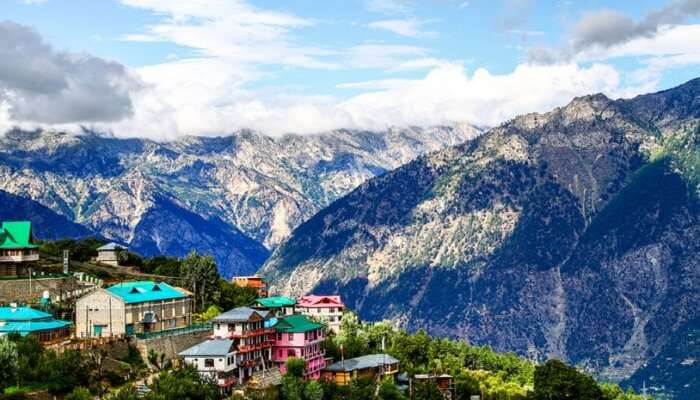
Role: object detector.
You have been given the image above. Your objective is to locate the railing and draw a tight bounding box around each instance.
[0,253,39,262]
[237,341,271,352]
[228,327,266,338]
[135,322,212,340]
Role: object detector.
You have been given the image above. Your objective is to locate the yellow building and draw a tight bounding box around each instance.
[322,354,399,386]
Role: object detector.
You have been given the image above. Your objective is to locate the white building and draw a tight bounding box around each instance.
[296,295,345,333]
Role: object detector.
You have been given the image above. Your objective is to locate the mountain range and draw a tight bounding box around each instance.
[0,124,480,276]
[260,78,700,397]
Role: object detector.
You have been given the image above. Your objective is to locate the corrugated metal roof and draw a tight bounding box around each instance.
[0,319,71,335]
[106,281,187,304]
[324,354,399,372]
[212,307,263,323]
[0,307,52,322]
[179,339,235,357]
[273,315,322,333]
[0,221,38,249]
[255,296,296,308]
[96,242,127,251]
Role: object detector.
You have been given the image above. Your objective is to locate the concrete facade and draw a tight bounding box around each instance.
[75,288,192,338]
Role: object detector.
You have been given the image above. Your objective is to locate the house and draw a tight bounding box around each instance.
[322,354,399,386]
[296,295,345,333]
[253,296,296,317]
[75,281,192,338]
[0,306,70,343]
[180,307,273,392]
[271,314,326,379]
[0,221,39,277]
[96,242,128,267]
[232,275,268,297]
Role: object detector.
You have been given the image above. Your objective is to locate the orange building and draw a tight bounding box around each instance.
[232,275,269,297]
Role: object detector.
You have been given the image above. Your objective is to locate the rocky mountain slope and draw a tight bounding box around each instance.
[0,125,479,276]
[260,78,700,391]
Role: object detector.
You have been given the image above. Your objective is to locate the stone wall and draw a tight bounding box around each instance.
[0,276,75,303]
[135,329,210,363]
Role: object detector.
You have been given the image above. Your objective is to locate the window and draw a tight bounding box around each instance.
[277,333,282,340]
[287,350,295,357]
[205,359,215,367]
[288,333,294,341]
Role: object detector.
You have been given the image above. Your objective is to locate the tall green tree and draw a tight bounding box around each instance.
[145,366,218,400]
[303,380,324,400]
[0,337,18,390]
[378,378,406,400]
[64,387,92,400]
[182,251,221,311]
[532,360,603,400]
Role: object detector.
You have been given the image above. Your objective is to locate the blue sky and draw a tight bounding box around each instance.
[0,0,699,138]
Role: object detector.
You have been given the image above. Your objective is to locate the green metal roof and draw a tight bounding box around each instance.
[0,319,71,335]
[0,221,38,249]
[0,307,52,322]
[106,281,188,304]
[273,314,322,333]
[255,296,296,308]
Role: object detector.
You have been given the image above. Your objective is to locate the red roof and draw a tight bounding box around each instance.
[297,295,345,308]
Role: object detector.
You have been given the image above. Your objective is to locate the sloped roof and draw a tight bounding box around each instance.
[324,354,399,372]
[0,319,71,335]
[255,296,296,308]
[273,314,322,333]
[106,281,187,304]
[0,307,52,322]
[179,339,235,357]
[0,221,38,249]
[97,242,127,251]
[297,295,344,308]
[212,307,265,323]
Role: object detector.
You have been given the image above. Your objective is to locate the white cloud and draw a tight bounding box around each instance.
[368,19,438,38]
[365,0,414,15]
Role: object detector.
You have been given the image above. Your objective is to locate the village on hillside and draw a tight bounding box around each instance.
[0,220,460,400]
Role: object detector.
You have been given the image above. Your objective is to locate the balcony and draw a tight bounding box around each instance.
[237,342,271,352]
[227,328,267,339]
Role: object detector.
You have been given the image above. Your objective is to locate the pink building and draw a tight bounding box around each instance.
[271,314,326,379]
[296,295,345,333]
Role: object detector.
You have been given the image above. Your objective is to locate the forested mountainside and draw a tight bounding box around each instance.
[260,78,700,395]
[0,125,479,276]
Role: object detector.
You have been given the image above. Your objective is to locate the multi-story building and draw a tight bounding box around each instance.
[0,221,39,277]
[179,307,273,392]
[253,296,296,317]
[75,281,192,337]
[271,314,326,379]
[231,275,268,297]
[0,306,70,343]
[296,295,345,333]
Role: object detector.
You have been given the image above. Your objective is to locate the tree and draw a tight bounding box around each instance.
[281,376,303,400]
[0,337,18,390]
[216,280,258,311]
[198,305,223,322]
[285,357,307,379]
[65,387,92,400]
[104,385,139,400]
[455,373,481,400]
[532,360,603,400]
[378,378,405,400]
[145,366,218,400]
[348,377,376,400]
[182,251,221,311]
[303,380,324,400]
[411,380,443,400]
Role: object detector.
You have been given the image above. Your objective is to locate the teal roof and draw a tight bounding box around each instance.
[0,221,38,249]
[274,315,322,333]
[255,296,296,308]
[0,307,52,322]
[0,319,71,335]
[106,281,188,304]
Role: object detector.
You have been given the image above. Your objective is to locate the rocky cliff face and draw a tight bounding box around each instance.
[260,78,700,391]
[0,125,479,276]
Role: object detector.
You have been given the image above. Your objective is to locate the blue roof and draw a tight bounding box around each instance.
[106,281,188,304]
[0,319,71,335]
[0,307,52,322]
[179,339,235,357]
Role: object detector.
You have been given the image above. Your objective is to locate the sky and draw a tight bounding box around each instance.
[0,0,699,139]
